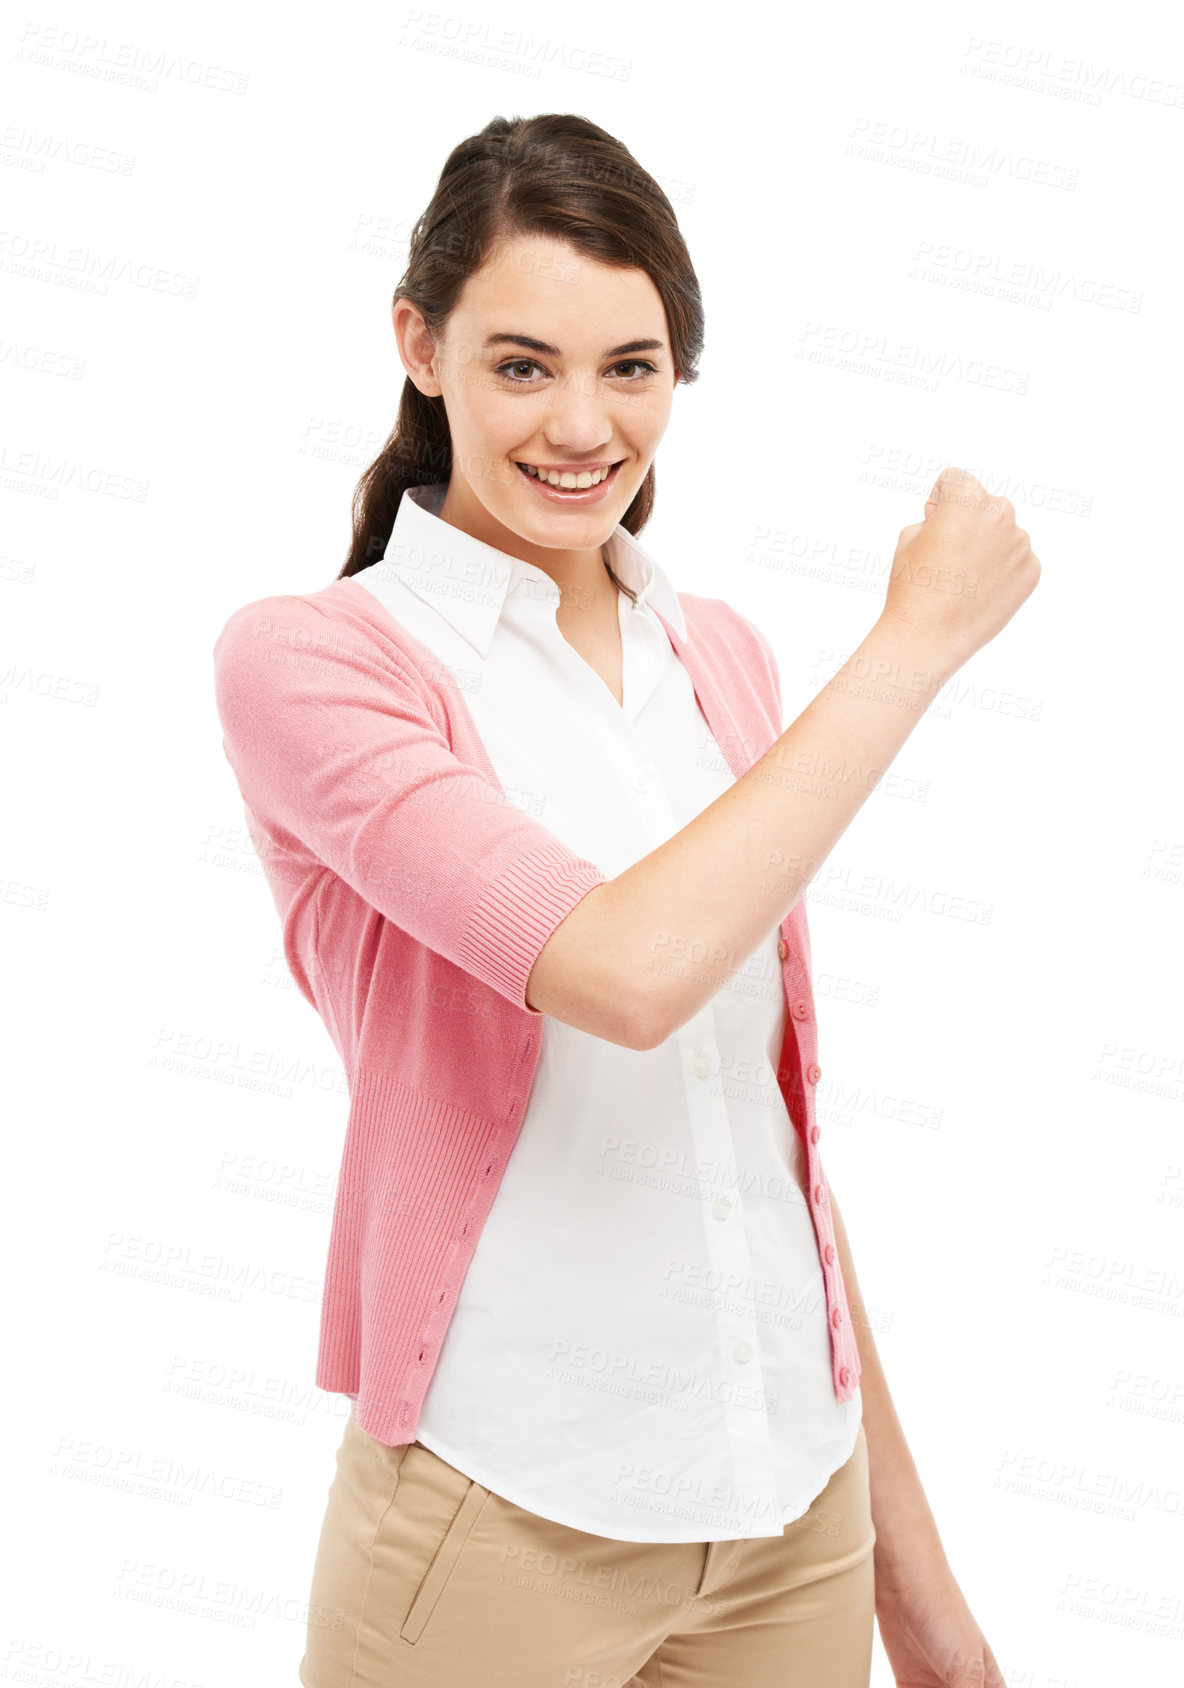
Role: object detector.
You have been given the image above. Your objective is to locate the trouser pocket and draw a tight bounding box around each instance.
[399,1458,493,1643]
[353,1438,491,1651]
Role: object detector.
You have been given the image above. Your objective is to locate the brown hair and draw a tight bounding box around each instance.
[337,113,704,595]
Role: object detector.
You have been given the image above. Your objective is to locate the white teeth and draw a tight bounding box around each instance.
[519,462,614,488]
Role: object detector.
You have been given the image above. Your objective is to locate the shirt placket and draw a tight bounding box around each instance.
[644,598,861,1406]
[604,605,784,1534]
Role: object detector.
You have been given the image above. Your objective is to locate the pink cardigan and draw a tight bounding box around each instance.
[212,574,862,1448]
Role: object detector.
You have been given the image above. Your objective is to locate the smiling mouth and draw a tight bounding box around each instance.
[515,460,624,489]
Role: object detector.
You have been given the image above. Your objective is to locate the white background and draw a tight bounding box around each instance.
[3,1,1182,1684]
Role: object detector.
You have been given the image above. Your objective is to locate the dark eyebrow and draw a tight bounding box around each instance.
[483,333,666,359]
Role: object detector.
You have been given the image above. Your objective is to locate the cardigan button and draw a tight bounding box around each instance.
[777,939,788,961]
[831,1306,843,1329]
[824,1242,836,1265]
[813,1182,826,1207]
[791,997,809,1020]
[810,1124,820,1144]
[806,1062,822,1085]
[839,1364,852,1388]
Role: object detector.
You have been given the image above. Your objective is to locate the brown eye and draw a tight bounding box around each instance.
[497,359,544,382]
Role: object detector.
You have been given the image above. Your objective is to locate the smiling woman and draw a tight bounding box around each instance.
[212,109,1031,1688]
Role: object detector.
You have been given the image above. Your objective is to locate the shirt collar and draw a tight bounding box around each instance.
[370,480,687,658]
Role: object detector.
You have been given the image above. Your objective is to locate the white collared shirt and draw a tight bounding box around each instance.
[349,481,860,1542]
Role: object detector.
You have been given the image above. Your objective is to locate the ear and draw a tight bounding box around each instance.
[393,298,442,397]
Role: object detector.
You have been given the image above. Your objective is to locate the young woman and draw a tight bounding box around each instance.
[213,113,1038,1687]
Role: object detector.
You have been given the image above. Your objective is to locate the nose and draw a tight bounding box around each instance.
[540,371,615,456]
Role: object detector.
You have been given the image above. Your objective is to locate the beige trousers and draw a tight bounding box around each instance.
[300,1413,876,1687]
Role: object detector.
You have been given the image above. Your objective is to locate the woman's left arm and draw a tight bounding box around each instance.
[830,1186,1005,1688]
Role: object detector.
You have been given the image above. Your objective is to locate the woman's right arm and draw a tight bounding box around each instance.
[526,466,1042,1048]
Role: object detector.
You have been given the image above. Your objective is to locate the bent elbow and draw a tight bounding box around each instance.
[566,979,666,1051]
[525,897,673,1050]
[526,967,668,1052]
[613,976,672,1052]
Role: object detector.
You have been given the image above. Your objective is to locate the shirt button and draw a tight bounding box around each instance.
[791,997,810,1020]
[777,939,788,961]
[810,1124,820,1144]
[732,1341,753,1364]
[806,1062,822,1085]
[824,1242,836,1265]
[692,1051,712,1080]
[839,1365,852,1388]
[712,1194,733,1221]
[632,771,653,793]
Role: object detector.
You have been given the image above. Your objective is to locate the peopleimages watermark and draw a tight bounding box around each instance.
[959,35,1184,110]
[397,10,631,80]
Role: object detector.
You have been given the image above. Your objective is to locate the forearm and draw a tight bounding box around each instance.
[529,614,958,1046]
[829,1185,949,1586]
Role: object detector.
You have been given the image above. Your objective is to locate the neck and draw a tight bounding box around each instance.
[437,477,618,617]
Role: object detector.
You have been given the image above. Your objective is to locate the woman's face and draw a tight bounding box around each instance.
[398,233,679,556]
